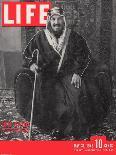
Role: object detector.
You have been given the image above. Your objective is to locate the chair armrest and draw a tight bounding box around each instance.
[14,68,35,120]
[14,68,35,86]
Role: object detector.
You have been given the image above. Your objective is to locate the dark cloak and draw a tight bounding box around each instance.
[20,29,105,137]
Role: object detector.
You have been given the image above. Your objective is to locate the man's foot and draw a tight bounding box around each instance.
[51,129,74,140]
[51,129,66,140]
[73,129,90,140]
[74,134,90,140]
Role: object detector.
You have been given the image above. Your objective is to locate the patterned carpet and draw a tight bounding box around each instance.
[0,90,52,141]
[0,89,116,141]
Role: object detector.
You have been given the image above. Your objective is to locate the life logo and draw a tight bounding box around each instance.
[2,2,51,26]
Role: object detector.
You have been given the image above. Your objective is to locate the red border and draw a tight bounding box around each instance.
[0,136,116,155]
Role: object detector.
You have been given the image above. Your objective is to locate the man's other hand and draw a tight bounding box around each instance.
[30,63,38,74]
[71,73,81,88]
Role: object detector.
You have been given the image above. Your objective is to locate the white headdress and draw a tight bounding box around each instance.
[44,7,67,56]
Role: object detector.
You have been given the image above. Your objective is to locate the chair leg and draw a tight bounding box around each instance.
[15,73,33,121]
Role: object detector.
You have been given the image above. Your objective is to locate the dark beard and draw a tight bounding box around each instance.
[53,30,64,38]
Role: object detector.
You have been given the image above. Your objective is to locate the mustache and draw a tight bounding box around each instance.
[53,24,61,27]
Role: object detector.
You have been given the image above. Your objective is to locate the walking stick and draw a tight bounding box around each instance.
[29,49,39,140]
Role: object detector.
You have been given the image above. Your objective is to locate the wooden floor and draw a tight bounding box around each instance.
[0,89,116,140]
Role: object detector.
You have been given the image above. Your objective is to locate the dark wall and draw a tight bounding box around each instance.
[4,52,23,88]
[0,51,6,88]
[0,51,23,89]
[0,27,21,88]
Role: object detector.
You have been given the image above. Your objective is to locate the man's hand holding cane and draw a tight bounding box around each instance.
[30,63,38,75]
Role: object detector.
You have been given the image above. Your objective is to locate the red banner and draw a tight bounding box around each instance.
[0,136,116,155]
[2,2,51,27]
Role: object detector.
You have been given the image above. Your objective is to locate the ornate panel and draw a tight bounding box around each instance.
[55,0,100,60]
[99,0,112,65]
[111,0,116,79]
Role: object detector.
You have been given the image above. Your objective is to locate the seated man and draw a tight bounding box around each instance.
[15,7,112,140]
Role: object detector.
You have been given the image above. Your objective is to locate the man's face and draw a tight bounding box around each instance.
[50,14,65,33]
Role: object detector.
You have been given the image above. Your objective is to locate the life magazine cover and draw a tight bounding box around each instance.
[0,0,116,154]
